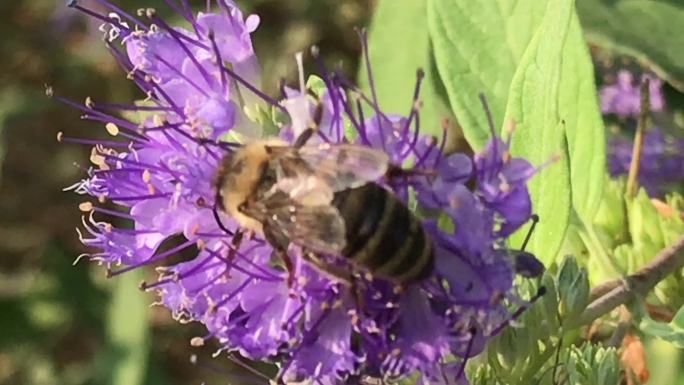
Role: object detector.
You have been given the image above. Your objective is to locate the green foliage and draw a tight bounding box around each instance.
[101,270,150,385]
[557,14,606,225]
[360,0,452,139]
[429,0,606,263]
[577,0,684,91]
[502,0,574,263]
[586,179,684,307]
[427,0,546,149]
[641,306,684,349]
[593,176,629,247]
[564,343,621,385]
[479,258,614,385]
[557,256,590,320]
[646,338,684,385]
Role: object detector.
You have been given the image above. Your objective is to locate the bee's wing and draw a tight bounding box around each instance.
[274,143,389,203]
[298,143,390,191]
[242,194,346,255]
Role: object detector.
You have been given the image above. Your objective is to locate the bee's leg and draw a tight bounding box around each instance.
[262,225,296,287]
[226,230,244,262]
[385,164,436,182]
[350,273,366,312]
[293,103,323,148]
[273,247,295,288]
[293,127,315,148]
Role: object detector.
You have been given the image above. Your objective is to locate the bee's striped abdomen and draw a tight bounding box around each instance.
[332,183,434,283]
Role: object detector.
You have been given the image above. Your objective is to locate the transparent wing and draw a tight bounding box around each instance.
[273,143,389,204]
[242,194,346,255]
[297,143,390,191]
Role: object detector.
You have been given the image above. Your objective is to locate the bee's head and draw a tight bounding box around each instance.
[213,139,286,212]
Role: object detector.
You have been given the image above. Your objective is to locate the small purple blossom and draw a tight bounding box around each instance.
[58,2,543,384]
[599,70,665,117]
[608,128,684,196]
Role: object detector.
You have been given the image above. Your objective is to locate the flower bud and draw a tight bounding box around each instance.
[593,177,628,245]
[557,256,590,319]
[627,189,665,260]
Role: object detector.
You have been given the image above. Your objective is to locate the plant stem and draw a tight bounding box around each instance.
[567,233,684,329]
[625,79,650,198]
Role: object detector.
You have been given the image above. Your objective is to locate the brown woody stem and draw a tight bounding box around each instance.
[567,233,684,329]
[625,79,650,198]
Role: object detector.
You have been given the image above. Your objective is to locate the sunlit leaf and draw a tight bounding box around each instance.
[578,0,684,91]
[558,14,606,223]
[503,0,574,263]
[640,306,684,348]
[427,0,546,150]
[106,270,150,385]
[428,0,605,226]
[360,0,453,140]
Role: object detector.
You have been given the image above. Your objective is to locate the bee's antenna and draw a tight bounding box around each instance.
[213,205,234,235]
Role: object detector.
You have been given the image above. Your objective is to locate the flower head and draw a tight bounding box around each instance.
[59,2,543,384]
[599,70,665,118]
[608,128,684,196]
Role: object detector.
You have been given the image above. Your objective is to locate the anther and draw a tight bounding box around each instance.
[196,239,206,250]
[190,337,205,347]
[85,97,94,108]
[56,131,64,142]
[66,0,78,8]
[105,122,120,136]
[78,201,94,212]
[505,119,517,134]
[45,86,54,97]
[416,68,425,79]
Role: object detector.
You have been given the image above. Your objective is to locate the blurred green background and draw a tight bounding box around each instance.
[1,1,683,385]
[0,1,368,384]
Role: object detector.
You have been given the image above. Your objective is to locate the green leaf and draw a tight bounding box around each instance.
[577,0,684,91]
[641,306,684,348]
[428,0,605,225]
[558,14,606,223]
[360,0,452,140]
[503,0,574,263]
[106,270,150,385]
[428,0,547,150]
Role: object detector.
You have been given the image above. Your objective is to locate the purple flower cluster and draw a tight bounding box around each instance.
[59,1,541,384]
[599,69,684,196]
[608,129,684,196]
[599,70,665,118]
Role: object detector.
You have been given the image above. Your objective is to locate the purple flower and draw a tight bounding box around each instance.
[58,2,542,384]
[608,128,684,196]
[599,70,665,117]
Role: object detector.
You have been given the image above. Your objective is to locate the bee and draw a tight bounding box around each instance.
[213,127,434,286]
